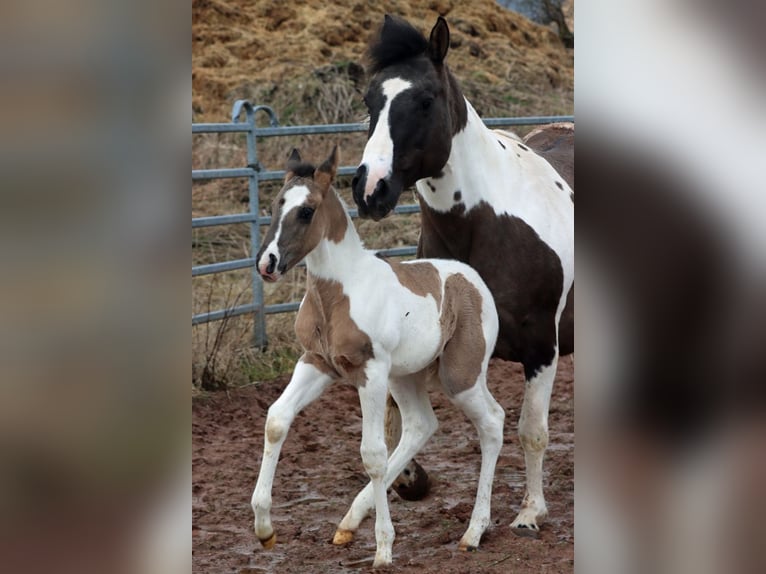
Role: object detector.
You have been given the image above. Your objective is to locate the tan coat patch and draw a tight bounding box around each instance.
[437,273,487,397]
[385,260,442,306]
[295,275,374,387]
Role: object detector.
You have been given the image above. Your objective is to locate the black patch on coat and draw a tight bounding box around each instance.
[498,140,506,149]
[518,143,529,151]
[426,181,436,192]
[416,197,570,376]
[555,181,564,190]
[453,190,461,202]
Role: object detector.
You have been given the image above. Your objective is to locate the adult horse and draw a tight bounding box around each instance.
[351,15,574,536]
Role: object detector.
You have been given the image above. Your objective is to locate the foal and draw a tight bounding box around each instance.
[251,146,504,568]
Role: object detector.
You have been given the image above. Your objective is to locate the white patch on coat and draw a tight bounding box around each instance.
[360,78,413,198]
[415,99,574,299]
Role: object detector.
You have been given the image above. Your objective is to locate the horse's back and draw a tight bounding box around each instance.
[524,123,574,190]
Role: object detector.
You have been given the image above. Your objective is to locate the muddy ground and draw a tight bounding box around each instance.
[193,355,573,573]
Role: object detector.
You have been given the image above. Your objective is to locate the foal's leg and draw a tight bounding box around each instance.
[511,348,559,536]
[355,359,396,568]
[334,372,437,546]
[251,357,333,548]
[447,373,505,550]
[384,395,431,500]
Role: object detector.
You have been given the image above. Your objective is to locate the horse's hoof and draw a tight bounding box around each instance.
[332,528,354,545]
[259,532,277,549]
[511,523,540,539]
[458,542,478,552]
[392,460,430,501]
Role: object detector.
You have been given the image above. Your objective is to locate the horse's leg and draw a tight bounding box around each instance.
[511,347,559,536]
[251,357,333,548]
[355,358,396,568]
[376,231,447,503]
[334,372,437,546]
[384,392,431,500]
[450,377,505,550]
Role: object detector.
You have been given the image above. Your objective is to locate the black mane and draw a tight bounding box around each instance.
[288,162,316,179]
[367,15,428,74]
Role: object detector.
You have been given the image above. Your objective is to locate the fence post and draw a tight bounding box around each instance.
[231,100,279,349]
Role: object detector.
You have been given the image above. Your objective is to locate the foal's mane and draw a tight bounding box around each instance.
[367,15,428,74]
[287,162,316,179]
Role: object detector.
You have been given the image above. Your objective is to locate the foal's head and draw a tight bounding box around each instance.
[256,146,343,282]
[352,15,466,220]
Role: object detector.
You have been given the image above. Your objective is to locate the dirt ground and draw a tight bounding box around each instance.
[193,355,573,573]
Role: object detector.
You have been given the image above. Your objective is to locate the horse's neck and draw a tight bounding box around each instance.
[448,101,511,186]
[419,100,522,213]
[304,193,370,284]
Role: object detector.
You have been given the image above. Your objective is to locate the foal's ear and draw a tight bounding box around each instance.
[285,148,302,182]
[314,145,339,194]
[428,16,450,64]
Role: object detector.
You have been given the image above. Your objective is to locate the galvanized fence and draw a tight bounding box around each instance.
[192,100,573,347]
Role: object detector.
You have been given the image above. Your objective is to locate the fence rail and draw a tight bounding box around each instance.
[192,100,573,346]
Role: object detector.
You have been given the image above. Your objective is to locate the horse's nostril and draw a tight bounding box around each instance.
[266,253,277,274]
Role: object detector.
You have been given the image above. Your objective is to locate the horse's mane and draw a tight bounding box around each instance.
[288,162,316,179]
[367,15,428,74]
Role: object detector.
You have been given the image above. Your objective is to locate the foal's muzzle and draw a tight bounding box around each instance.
[352,165,402,221]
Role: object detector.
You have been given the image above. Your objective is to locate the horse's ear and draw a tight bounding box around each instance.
[285,148,302,182]
[315,145,339,193]
[428,16,450,64]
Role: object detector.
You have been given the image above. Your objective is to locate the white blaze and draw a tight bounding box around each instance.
[361,78,413,198]
[257,185,310,272]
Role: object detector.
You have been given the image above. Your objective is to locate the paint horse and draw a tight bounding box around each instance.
[351,15,574,536]
[251,146,505,568]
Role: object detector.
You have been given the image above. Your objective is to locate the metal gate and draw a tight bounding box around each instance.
[192,99,573,347]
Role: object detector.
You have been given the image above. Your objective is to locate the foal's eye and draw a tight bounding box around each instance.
[420,97,434,112]
[297,206,315,222]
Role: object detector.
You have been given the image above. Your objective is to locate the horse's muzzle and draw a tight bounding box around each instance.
[352,165,401,221]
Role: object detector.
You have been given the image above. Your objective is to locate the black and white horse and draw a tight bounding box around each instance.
[351,15,574,536]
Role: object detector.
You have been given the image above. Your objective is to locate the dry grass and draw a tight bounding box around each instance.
[192,0,574,388]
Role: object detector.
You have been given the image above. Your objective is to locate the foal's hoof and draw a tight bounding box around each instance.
[332,529,354,545]
[458,542,479,552]
[392,460,430,501]
[511,523,540,539]
[259,532,277,549]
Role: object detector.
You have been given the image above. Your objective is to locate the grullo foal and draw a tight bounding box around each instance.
[250,146,504,568]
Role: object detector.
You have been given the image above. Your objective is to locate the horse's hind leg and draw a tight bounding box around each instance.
[333,372,437,545]
[445,368,505,551]
[384,393,431,500]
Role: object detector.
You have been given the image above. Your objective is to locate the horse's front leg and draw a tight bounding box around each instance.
[252,356,333,548]
[356,359,394,568]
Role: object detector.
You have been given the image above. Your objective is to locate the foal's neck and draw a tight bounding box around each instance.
[304,189,368,283]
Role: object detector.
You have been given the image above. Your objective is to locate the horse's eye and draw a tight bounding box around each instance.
[421,97,433,112]
[297,206,315,222]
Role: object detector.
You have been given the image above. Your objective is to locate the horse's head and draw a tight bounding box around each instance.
[256,146,342,282]
[352,15,466,220]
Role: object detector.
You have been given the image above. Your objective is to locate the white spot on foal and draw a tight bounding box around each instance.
[257,185,310,275]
